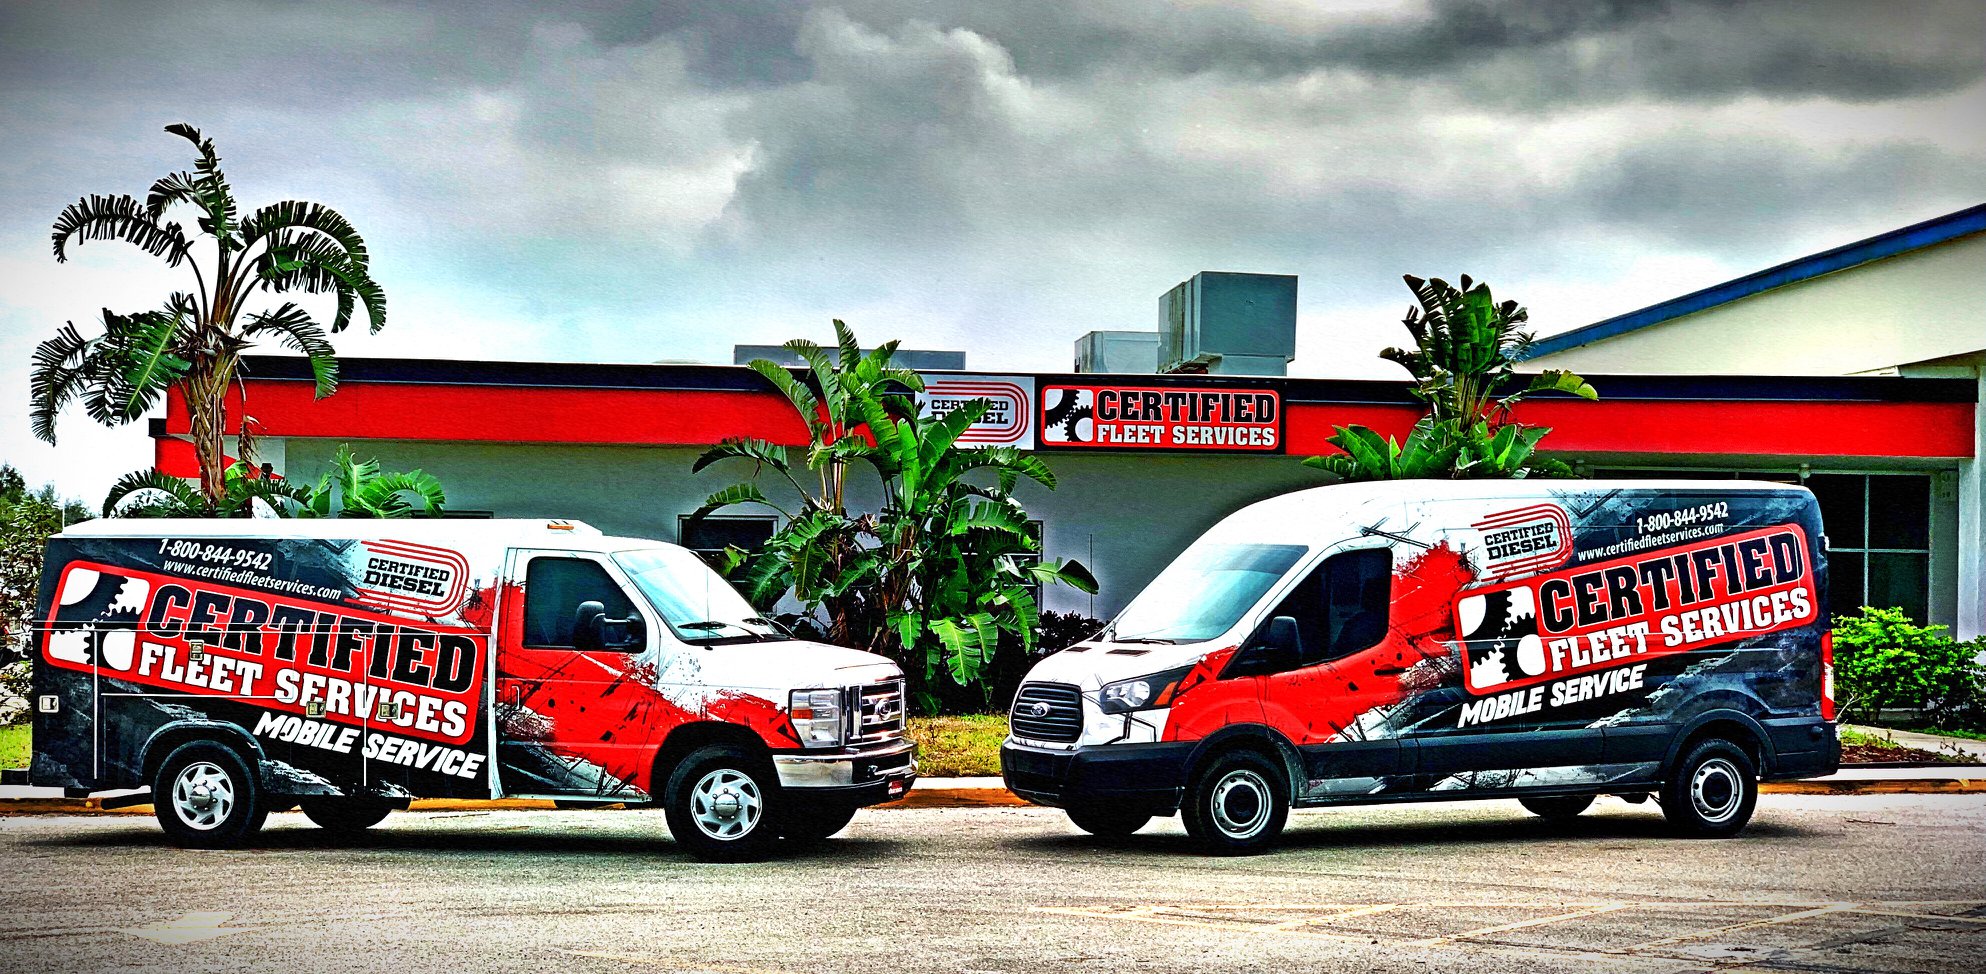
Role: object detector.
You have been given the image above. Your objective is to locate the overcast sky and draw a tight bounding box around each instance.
[3,0,1983,499]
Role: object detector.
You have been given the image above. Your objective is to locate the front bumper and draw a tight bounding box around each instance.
[1001,739,1195,813]
[773,738,918,806]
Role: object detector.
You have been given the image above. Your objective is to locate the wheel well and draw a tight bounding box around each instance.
[650,722,772,797]
[139,724,261,788]
[1187,731,1301,797]
[1675,719,1765,775]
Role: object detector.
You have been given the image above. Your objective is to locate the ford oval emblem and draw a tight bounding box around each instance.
[1028,701,1051,718]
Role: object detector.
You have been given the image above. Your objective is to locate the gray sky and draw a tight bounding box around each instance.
[3,0,1984,499]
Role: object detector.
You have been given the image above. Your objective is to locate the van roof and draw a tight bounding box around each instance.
[1215,478,1812,546]
[56,517,659,553]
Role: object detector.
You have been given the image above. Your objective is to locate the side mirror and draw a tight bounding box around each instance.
[573,602,645,652]
[574,600,608,652]
[1227,616,1303,676]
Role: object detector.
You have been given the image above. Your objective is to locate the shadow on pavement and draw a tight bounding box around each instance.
[1012,806,1818,857]
[18,814,915,864]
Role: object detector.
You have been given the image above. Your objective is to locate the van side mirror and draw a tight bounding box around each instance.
[1228,616,1303,676]
[574,600,644,652]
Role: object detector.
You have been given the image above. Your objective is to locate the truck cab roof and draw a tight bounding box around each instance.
[56,517,667,555]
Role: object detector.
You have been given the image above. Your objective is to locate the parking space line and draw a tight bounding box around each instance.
[1625,904,1849,951]
[1426,903,1633,946]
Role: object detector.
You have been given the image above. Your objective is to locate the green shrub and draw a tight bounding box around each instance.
[1832,607,1985,728]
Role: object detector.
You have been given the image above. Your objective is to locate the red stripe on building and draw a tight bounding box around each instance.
[162,377,1974,459]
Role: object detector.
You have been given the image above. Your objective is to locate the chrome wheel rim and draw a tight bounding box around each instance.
[1209,769,1273,839]
[172,761,236,831]
[1691,757,1744,823]
[689,768,763,840]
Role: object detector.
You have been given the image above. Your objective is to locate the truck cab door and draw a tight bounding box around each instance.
[1255,545,1407,798]
[493,549,665,800]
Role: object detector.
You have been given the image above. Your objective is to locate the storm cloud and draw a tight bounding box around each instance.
[1,0,1983,495]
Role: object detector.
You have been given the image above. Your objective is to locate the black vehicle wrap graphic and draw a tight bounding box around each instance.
[31,537,493,799]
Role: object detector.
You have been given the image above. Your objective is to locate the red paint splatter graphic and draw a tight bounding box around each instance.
[1161,543,1480,746]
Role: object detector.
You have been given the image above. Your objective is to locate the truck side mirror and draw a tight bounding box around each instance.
[1227,616,1303,676]
[574,600,608,651]
[575,600,645,652]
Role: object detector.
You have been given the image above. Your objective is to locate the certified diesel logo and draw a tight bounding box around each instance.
[1472,503,1572,579]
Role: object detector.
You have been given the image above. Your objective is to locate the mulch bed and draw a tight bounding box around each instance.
[1841,741,1963,764]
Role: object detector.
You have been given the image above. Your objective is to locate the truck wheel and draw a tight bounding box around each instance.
[663,745,783,862]
[1519,795,1595,820]
[1661,739,1758,838]
[781,803,859,844]
[300,797,394,832]
[153,741,267,849]
[1065,803,1153,837]
[1181,749,1288,855]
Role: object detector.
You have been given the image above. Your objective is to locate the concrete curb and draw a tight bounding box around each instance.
[3,779,1980,815]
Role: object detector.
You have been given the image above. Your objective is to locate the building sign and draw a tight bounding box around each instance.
[1038,384,1283,452]
[916,375,1034,446]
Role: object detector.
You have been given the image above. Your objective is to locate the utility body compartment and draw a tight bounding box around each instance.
[1004,480,1839,850]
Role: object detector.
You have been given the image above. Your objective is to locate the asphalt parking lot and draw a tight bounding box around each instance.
[2,794,1981,974]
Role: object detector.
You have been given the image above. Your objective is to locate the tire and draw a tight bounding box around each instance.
[1180,749,1289,855]
[152,741,267,849]
[1661,738,1759,838]
[1519,795,1595,820]
[781,803,859,844]
[300,797,395,832]
[1065,803,1153,837]
[663,744,783,862]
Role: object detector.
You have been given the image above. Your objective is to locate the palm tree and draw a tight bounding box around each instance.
[30,123,386,508]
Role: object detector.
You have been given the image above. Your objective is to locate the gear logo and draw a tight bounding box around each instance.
[46,566,148,672]
[1041,388,1095,444]
[1456,586,1546,692]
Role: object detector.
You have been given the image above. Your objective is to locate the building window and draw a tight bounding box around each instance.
[1805,474,1930,623]
[678,515,776,566]
[1592,467,1931,622]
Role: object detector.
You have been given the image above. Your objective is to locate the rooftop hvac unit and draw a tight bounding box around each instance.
[1074,331,1162,373]
[1157,271,1297,376]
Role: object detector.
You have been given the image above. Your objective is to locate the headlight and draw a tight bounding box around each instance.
[788,689,844,747]
[1098,666,1196,714]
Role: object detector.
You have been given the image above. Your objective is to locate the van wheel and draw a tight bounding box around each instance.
[1662,739,1758,838]
[663,745,782,862]
[1519,795,1595,820]
[1066,803,1153,837]
[153,741,267,849]
[781,803,859,844]
[1181,750,1288,855]
[300,797,394,832]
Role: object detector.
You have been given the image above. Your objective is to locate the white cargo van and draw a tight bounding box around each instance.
[1003,480,1838,853]
[28,519,915,860]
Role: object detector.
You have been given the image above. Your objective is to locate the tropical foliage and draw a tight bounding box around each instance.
[693,321,1096,704]
[1305,275,1597,481]
[103,447,443,520]
[1832,606,1986,728]
[30,123,386,509]
[1,466,90,665]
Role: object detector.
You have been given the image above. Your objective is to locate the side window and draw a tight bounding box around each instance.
[523,558,636,650]
[1262,548,1391,665]
[1321,548,1390,660]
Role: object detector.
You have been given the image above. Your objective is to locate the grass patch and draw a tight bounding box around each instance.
[0,723,28,770]
[906,714,1007,777]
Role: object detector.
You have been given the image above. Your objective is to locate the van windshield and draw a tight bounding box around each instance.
[612,547,788,644]
[1105,542,1307,644]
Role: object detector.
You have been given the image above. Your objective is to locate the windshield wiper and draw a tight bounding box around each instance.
[678,621,734,631]
[1111,636,1180,644]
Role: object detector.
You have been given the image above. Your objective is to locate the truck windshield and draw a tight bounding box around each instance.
[612,547,789,644]
[1105,542,1307,644]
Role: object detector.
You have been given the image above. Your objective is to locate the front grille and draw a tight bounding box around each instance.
[1010,683,1084,743]
[850,680,907,744]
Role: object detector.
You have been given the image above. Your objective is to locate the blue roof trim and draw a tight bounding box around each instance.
[1521,202,1986,360]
